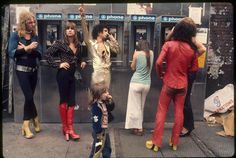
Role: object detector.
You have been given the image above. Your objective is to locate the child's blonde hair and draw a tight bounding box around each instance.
[89,81,108,105]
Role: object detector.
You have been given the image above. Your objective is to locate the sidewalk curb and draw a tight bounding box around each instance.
[113,128,123,158]
[110,128,117,158]
[191,132,216,157]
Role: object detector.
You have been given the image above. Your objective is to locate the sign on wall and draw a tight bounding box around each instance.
[189,6,202,25]
[99,14,125,21]
[131,15,156,22]
[160,16,183,23]
[127,3,153,15]
[196,28,208,44]
[68,13,93,20]
[36,13,63,20]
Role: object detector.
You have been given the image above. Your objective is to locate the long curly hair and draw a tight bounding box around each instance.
[172,17,198,51]
[63,21,80,47]
[16,10,37,37]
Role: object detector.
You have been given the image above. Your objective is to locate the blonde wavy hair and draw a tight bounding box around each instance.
[16,10,37,37]
[89,81,108,106]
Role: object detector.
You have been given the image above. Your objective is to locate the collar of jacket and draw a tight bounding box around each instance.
[90,40,110,53]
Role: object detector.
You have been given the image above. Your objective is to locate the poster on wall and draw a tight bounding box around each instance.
[189,6,202,25]
[46,25,58,47]
[127,3,153,14]
[196,28,208,44]
[196,28,208,68]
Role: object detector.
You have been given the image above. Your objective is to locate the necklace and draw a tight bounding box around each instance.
[25,30,32,34]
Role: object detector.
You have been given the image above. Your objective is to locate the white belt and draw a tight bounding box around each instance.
[16,65,38,72]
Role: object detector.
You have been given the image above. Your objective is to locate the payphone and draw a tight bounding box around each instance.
[35,13,64,122]
[155,15,184,55]
[99,14,125,66]
[67,13,94,59]
[36,13,63,53]
[130,15,156,62]
[134,25,147,48]
[66,13,94,122]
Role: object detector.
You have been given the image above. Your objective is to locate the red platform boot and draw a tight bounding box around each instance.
[59,103,69,141]
[67,106,80,140]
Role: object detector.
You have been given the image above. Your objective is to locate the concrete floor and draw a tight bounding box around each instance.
[2,121,234,158]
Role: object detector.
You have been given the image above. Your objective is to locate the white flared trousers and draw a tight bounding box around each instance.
[125,82,150,129]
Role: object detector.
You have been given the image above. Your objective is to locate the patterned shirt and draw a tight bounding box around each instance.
[97,101,108,129]
[81,15,119,71]
[44,40,85,68]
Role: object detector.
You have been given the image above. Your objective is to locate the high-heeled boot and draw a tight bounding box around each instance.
[22,120,34,139]
[32,116,41,133]
[59,103,69,141]
[67,106,80,140]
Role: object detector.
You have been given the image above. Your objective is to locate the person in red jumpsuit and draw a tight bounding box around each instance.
[146,17,199,151]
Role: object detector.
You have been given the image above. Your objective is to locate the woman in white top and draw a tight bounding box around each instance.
[125,40,154,135]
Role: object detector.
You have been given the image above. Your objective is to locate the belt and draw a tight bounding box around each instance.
[16,65,38,72]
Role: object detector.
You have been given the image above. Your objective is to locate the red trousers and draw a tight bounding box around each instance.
[152,84,187,147]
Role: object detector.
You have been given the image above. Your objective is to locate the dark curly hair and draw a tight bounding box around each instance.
[172,17,198,51]
[92,23,109,39]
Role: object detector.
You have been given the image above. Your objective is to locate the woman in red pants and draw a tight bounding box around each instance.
[146,17,199,151]
[45,22,86,141]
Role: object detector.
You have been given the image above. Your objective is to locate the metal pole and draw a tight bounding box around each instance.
[1,5,9,87]
[203,3,205,16]
[110,3,112,13]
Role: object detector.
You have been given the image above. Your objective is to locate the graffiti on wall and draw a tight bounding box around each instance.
[207,47,224,79]
[207,5,233,80]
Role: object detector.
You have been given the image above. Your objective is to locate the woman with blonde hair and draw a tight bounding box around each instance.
[8,10,42,139]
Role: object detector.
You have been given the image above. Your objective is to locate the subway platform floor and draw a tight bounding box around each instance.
[2,120,234,158]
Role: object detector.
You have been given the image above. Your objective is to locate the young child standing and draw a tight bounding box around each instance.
[89,82,115,158]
